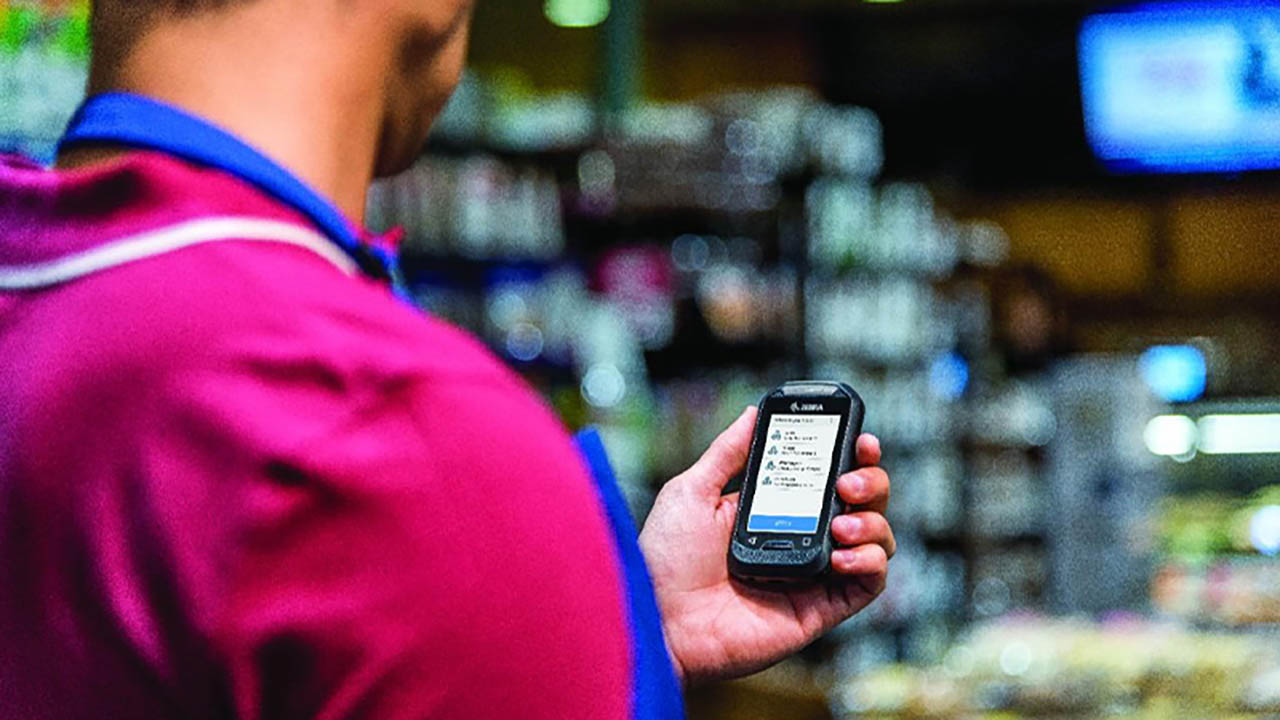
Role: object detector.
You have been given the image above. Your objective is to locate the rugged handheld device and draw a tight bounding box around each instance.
[728,381,865,585]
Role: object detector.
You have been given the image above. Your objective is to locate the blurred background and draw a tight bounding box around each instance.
[5,0,1280,717]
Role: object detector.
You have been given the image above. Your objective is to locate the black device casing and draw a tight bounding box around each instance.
[728,381,865,585]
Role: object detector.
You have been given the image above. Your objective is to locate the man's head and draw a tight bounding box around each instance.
[88,0,475,177]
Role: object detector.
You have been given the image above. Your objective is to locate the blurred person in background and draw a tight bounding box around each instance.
[0,1,895,718]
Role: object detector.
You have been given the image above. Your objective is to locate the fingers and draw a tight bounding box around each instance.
[831,512,896,558]
[831,543,888,580]
[835,466,890,514]
[684,406,758,497]
[855,433,882,467]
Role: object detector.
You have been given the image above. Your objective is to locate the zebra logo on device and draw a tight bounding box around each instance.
[790,402,824,412]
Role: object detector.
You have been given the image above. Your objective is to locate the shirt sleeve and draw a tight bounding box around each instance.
[193,370,637,720]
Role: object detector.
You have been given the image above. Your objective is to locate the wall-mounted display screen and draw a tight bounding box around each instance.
[1081,2,1280,174]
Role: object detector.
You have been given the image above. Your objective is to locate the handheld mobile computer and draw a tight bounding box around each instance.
[728,381,865,585]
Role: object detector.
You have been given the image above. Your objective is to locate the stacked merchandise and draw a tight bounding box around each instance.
[365,156,566,262]
[958,264,1064,623]
[1044,357,1163,615]
[1142,406,1280,631]
[598,89,858,483]
[830,458,1280,717]
[950,375,1057,630]
[805,144,972,666]
[1152,484,1280,626]
[0,0,89,162]
[831,616,1280,718]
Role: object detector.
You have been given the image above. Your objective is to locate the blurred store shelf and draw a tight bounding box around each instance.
[831,616,1280,719]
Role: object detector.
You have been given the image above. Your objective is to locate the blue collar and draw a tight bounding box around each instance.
[58,92,404,290]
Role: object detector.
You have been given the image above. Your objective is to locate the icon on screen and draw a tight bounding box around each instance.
[766,461,776,470]
[768,446,778,455]
[771,430,782,440]
[762,477,772,485]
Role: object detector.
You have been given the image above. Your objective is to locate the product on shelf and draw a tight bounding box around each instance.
[430,70,595,152]
[967,451,1043,540]
[1155,484,1280,560]
[807,276,956,365]
[807,181,958,275]
[967,380,1057,448]
[1153,557,1280,626]
[832,616,1280,718]
[367,155,565,259]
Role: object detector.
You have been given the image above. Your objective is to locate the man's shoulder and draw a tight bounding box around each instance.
[138,237,528,412]
[7,228,531,461]
[1,150,536,446]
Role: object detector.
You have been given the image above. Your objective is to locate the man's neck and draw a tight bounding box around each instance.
[64,2,390,225]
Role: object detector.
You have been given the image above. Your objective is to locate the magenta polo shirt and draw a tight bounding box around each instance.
[0,150,639,719]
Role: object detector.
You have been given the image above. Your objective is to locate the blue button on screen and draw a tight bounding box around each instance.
[747,515,819,534]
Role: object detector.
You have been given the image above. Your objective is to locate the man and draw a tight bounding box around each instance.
[0,1,895,718]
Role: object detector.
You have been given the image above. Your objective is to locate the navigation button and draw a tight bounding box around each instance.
[802,538,813,547]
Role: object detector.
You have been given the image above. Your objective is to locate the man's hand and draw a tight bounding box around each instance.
[638,406,893,686]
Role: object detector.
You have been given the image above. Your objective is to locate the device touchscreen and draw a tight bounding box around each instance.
[745,413,841,534]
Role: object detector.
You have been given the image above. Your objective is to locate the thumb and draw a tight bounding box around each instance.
[684,406,758,498]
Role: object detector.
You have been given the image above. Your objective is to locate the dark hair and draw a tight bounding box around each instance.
[88,0,250,82]
[98,0,247,10]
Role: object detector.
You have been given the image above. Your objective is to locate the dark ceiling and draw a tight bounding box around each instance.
[654,0,1137,189]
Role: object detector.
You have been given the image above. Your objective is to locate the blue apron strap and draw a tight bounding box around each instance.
[574,428,685,720]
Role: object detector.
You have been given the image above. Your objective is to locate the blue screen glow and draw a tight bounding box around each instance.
[929,352,970,402]
[1139,345,1208,403]
[1081,2,1280,174]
